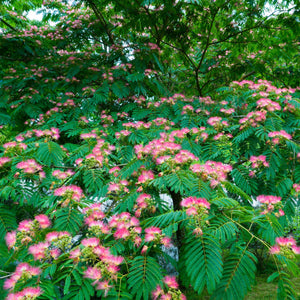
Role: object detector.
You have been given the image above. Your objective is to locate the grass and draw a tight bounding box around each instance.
[183,276,300,300]
[245,276,300,300]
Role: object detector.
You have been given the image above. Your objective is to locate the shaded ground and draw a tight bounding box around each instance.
[184,276,300,299]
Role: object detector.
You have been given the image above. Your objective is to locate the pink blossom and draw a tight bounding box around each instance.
[84,266,102,281]
[34,215,51,229]
[270,245,281,254]
[291,245,300,254]
[0,157,11,167]
[96,280,113,294]
[28,242,50,260]
[114,227,130,239]
[17,220,33,232]
[54,185,84,202]
[164,276,179,289]
[5,231,16,249]
[81,237,100,248]
[257,195,281,204]
[256,98,281,111]
[69,248,81,259]
[138,170,155,183]
[275,236,296,247]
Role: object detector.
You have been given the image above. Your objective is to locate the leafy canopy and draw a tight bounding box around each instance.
[0,0,299,299]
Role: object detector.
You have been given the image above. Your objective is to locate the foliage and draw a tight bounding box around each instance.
[0,0,299,299]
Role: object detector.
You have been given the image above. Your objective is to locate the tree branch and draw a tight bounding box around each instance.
[0,17,18,32]
[85,0,115,45]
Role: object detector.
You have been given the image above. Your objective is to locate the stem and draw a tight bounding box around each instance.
[168,189,183,251]
[0,18,18,32]
[223,212,270,249]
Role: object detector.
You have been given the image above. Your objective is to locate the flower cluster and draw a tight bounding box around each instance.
[84,204,109,236]
[109,212,142,246]
[257,195,284,216]
[107,180,130,194]
[54,185,84,206]
[100,111,115,127]
[256,98,281,111]
[134,194,156,217]
[134,138,181,160]
[213,133,233,141]
[115,129,132,139]
[0,156,11,167]
[249,155,269,168]
[28,242,51,260]
[181,197,210,235]
[70,237,124,294]
[268,130,292,144]
[33,127,60,140]
[28,231,71,261]
[3,141,27,153]
[80,132,98,139]
[181,197,210,216]
[220,108,235,115]
[137,169,155,184]
[181,105,194,115]
[5,287,42,300]
[239,110,267,129]
[16,159,44,177]
[109,166,121,177]
[152,276,186,300]
[144,227,171,247]
[293,183,300,194]
[270,236,300,258]
[190,161,232,187]
[45,231,72,251]
[52,169,75,180]
[76,139,115,168]
[5,215,51,249]
[207,117,229,130]
[4,263,41,291]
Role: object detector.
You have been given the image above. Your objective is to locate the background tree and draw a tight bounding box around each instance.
[0,0,299,299]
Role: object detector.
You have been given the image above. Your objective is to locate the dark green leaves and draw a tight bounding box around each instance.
[212,246,257,300]
[183,233,223,295]
[53,208,83,234]
[128,256,163,300]
[36,141,66,166]
[0,204,17,241]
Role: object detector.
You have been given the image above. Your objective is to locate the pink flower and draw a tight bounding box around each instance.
[164,276,179,289]
[145,227,161,242]
[96,280,113,296]
[291,245,300,254]
[84,266,102,281]
[138,170,155,183]
[50,249,61,259]
[141,245,148,254]
[114,228,130,239]
[270,245,281,254]
[45,232,59,242]
[0,157,11,167]
[257,195,281,204]
[152,286,163,300]
[5,231,16,249]
[28,242,50,260]
[69,248,81,260]
[161,236,171,248]
[17,220,33,232]
[54,185,84,202]
[34,215,51,229]
[21,286,42,298]
[81,237,100,248]
[275,236,296,247]
[186,207,197,216]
